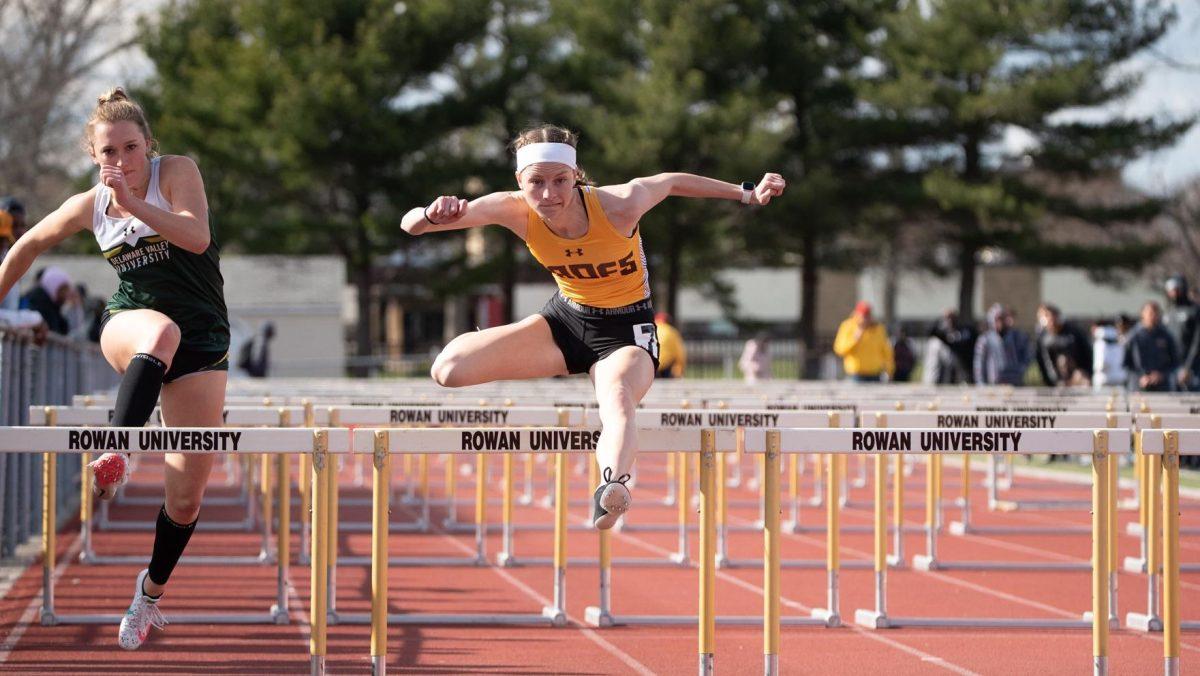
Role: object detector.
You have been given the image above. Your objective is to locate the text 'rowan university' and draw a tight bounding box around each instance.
[460,429,601,451]
[68,429,243,451]
[852,430,1023,452]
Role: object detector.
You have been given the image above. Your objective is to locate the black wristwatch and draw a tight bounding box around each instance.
[740,181,755,205]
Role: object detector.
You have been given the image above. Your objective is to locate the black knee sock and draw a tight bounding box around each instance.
[113,353,167,428]
[147,505,197,587]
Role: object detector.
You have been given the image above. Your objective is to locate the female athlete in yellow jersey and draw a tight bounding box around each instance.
[401,124,785,528]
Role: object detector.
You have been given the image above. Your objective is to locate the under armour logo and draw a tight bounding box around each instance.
[124,223,137,237]
[565,248,583,257]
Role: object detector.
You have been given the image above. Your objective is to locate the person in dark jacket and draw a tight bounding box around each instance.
[930,309,977,384]
[1035,304,1092,387]
[1164,275,1200,392]
[20,266,73,334]
[1124,301,1180,392]
[974,303,1033,386]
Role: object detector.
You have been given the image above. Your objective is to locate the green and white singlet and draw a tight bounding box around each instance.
[92,156,230,351]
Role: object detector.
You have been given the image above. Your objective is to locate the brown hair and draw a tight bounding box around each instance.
[83,87,158,157]
[510,124,591,185]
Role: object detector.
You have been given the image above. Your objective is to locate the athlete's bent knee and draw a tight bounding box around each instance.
[431,352,468,388]
[143,322,182,360]
[165,496,202,524]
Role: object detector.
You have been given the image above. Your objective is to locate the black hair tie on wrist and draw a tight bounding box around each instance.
[423,206,439,225]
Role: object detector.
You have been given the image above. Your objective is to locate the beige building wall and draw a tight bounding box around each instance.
[817,271,859,336]
[982,266,1042,331]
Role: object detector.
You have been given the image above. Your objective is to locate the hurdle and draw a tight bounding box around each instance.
[0,424,349,628]
[1140,428,1199,675]
[857,411,1126,575]
[739,426,1116,675]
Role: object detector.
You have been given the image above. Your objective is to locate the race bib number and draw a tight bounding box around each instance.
[633,323,659,360]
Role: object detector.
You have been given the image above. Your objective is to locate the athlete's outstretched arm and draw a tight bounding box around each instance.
[100,155,211,254]
[600,172,786,226]
[401,191,526,236]
[0,193,91,300]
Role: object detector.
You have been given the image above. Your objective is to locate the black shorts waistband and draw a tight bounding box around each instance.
[555,293,653,317]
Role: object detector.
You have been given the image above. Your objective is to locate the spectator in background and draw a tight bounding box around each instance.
[1163,275,1200,392]
[1035,304,1092,387]
[238,321,276,378]
[1124,301,1179,392]
[974,303,1033,385]
[654,311,686,378]
[930,309,977,383]
[891,327,915,382]
[1092,319,1127,390]
[0,197,28,311]
[21,266,75,335]
[833,301,893,382]
[738,332,771,384]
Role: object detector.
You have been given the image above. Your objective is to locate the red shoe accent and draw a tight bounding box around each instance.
[89,452,129,497]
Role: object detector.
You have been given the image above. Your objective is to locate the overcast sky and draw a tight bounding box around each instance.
[95,0,1199,195]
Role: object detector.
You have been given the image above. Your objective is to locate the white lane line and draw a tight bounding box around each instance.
[436,529,656,676]
[0,535,83,664]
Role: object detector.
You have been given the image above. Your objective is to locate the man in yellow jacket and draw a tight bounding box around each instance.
[833,301,893,382]
[655,312,687,378]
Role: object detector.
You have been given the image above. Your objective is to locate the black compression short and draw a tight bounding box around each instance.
[539,293,661,375]
[99,309,230,384]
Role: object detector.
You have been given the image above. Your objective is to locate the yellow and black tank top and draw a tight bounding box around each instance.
[524,186,650,308]
[93,156,229,351]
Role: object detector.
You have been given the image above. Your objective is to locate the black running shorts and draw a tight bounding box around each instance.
[99,309,230,384]
[539,293,661,375]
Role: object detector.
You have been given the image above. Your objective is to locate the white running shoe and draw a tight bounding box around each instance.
[592,468,632,530]
[89,452,130,501]
[118,569,167,650]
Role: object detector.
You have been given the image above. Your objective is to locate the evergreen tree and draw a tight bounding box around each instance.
[862,0,1193,320]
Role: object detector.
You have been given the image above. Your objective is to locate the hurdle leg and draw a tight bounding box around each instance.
[670,451,690,565]
[913,456,938,571]
[326,456,340,623]
[808,452,824,506]
[1126,433,1149,572]
[987,454,999,510]
[419,454,430,531]
[950,454,972,535]
[299,452,311,565]
[1163,432,1180,676]
[811,454,841,626]
[887,454,905,567]
[855,452,890,628]
[662,452,677,505]
[1107,450,1118,627]
[699,432,716,675]
[1092,432,1110,676]
[541,453,567,625]
[272,452,291,624]
[716,451,729,567]
[474,453,487,565]
[260,454,273,563]
[371,433,390,676]
[310,431,329,676]
[520,453,534,505]
[79,452,94,563]
[763,433,781,674]
[498,454,515,566]
[443,454,458,528]
[586,527,615,626]
[783,454,800,532]
[1127,449,1163,632]
[40,450,57,626]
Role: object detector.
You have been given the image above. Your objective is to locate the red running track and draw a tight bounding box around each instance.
[1,454,1197,674]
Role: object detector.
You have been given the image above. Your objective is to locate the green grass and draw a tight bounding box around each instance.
[991,455,1200,491]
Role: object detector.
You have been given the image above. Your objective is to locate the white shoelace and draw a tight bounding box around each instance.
[128,596,168,634]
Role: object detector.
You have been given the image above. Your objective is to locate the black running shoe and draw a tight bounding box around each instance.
[593,468,632,530]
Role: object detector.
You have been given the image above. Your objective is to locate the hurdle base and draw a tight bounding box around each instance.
[1125,612,1163,632]
[811,608,840,628]
[335,611,559,626]
[721,558,873,570]
[879,616,1092,629]
[912,555,937,571]
[541,606,567,626]
[950,522,1091,536]
[37,612,284,624]
[39,610,58,627]
[1080,611,1120,630]
[854,609,889,629]
[270,603,290,625]
[584,605,614,627]
[1125,522,1144,536]
[372,655,385,676]
[948,521,969,536]
[1122,556,1147,574]
[668,552,690,566]
[311,655,325,676]
[885,554,907,569]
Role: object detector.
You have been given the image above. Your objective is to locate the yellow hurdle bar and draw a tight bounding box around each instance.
[1163,431,1180,676]
[763,430,781,676]
[42,447,57,625]
[261,453,273,562]
[698,429,716,676]
[500,453,514,565]
[891,448,904,566]
[812,412,842,626]
[475,453,487,562]
[674,451,689,564]
[1092,431,1110,676]
[80,448,91,563]
[273,406,292,623]
[371,431,390,676]
[544,451,569,625]
[310,430,329,676]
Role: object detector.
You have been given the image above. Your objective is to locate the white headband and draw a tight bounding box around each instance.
[515,142,577,174]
